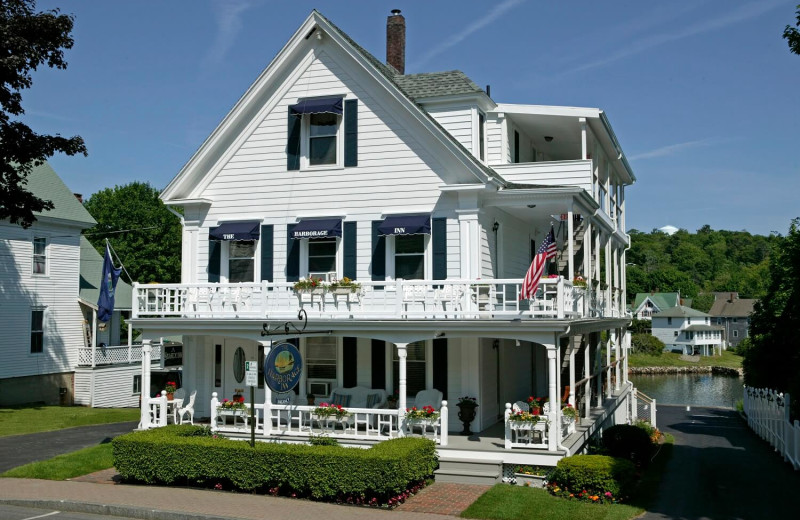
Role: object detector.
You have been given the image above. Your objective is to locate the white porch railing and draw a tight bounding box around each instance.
[208,392,448,445]
[744,386,800,470]
[632,388,657,428]
[132,277,615,321]
[77,343,162,367]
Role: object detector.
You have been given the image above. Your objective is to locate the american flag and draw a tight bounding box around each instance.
[520,227,557,300]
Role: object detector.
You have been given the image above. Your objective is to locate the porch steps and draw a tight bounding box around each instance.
[434,457,503,485]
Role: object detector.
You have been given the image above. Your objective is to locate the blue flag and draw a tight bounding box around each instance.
[97,243,122,322]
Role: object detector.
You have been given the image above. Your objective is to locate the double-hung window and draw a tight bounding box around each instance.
[32,237,46,275]
[306,336,338,395]
[31,308,45,353]
[308,113,339,166]
[227,240,255,282]
[308,238,337,281]
[394,235,425,280]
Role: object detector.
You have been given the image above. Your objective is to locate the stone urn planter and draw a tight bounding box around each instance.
[456,399,478,435]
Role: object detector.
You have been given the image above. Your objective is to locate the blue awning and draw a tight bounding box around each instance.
[289,97,343,116]
[377,215,431,236]
[209,221,260,241]
[291,218,342,239]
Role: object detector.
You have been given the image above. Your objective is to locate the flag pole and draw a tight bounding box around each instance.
[106,239,135,284]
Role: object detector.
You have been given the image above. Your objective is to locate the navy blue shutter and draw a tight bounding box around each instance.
[344,221,357,279]
[260,225,273,282]
[287,112,301,171]
[343,337,357,388]
[286,224,300,282]
[432,218,447,281]
[208,240,220,283]
[344,99,358,167]
[371,340,386,390]
[371,221,385,282]
[433,338,448,400]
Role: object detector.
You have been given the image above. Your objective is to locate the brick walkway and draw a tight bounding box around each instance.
[72,469,489,516]
[396,482,490,516]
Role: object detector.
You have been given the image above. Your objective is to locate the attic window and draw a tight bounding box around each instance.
[288,98,358,170]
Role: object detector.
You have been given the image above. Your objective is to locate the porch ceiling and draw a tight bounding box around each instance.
[131,317,627,345]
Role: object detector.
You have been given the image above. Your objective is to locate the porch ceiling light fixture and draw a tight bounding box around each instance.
[544,136,554,142]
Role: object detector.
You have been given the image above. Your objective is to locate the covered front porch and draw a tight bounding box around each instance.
[134,315,633,465]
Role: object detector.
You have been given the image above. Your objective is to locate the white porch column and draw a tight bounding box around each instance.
[138,340,152,430]
[614,328,621,391]
[605,238,612,316]
[595,334,603,407]
[396,342,408,436]
[606,330,612,396]
[567,206,574,281]
[584,336,591,420]
[569,337,576,407]
[580,117,587,160]
[260,341,272,436]
[547,346,559,451]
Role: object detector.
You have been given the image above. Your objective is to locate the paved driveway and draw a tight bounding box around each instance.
[641,405,799,519]
[0,422,137,473]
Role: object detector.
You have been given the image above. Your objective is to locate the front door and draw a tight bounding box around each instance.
[223,339,258,403]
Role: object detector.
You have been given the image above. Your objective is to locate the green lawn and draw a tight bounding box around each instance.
[629,351,742,369]
[461,485,643,520]
[0,405,139,437]
[0,443,113,480]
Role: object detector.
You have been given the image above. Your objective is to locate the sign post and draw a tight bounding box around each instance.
[245,360,258,447]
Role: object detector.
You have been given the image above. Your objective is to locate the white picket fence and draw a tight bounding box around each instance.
[743,386,800,470]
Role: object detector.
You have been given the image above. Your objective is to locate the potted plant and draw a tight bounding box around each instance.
[328,276,361,295]
[217,399,247,414]
[165,381,177,401]
[456,396,478,435]
[527,396,547,414]
[386,392,399,409]
[232,389,245,403]
[312,402,350,421]
[572,275,587,288]
[405,405,439,424]
[293,276,326,294]
[306,393,316,406]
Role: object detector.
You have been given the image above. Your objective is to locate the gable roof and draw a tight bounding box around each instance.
[633,292,680,313]
[25,162,95,227]
[652,305,709,318]
[709,298,756,318]
[161,10,503,201]
[79,237,132,310]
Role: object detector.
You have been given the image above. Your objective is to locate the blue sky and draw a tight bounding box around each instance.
[27,0,800,236]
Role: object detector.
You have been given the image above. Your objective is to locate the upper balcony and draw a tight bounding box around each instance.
[132,277,624,322]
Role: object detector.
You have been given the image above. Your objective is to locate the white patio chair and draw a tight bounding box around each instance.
[407,389,443,437]
[177,390,197,425]
[171,388,186,423]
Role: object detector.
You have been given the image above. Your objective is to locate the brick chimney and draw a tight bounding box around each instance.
[74,193,83,203]
[386,9,405,74]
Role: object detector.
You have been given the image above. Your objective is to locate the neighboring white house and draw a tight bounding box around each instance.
[0,163,96,406]
[651,305,723,356]
[632,292,681,321]
[131,10,638,473]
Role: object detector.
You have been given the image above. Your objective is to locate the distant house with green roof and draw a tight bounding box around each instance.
[632,292,681,320]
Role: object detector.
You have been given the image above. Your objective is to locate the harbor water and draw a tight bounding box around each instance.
[629,373,744,408]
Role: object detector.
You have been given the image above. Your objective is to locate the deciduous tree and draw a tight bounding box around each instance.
[0,0,86,228]
[784,4,800,55]
[83,182,181,284]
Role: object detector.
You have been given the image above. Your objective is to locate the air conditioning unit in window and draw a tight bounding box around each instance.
[309,272,336,282]
[308,381,331,397]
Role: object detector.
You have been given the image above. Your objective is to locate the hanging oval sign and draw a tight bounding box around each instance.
[264,342,302,393]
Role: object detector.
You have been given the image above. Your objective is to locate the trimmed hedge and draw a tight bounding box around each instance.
[548,454,636,502]
[112,425,436,502]
[602,424,654,467]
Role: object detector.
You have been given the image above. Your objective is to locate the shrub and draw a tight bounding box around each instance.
[631,333,665,356]
[112,426,436,505]
[602,424,654,467]
[633,420,661,444]
[309,434,339,446]
[547,455,635,502]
